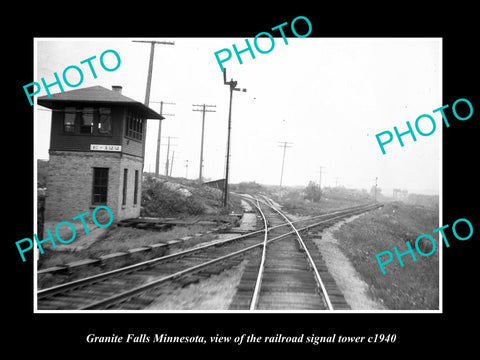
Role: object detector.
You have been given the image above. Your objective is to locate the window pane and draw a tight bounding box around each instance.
[127,113,132,136]
[139,118,143,139]
[122,169,128,206]
[125,111,143,140]
[98,108,111,134]
[92,167,109,204]
[64,107,76,132]
[134,170,139,205]
[80,107,94,134]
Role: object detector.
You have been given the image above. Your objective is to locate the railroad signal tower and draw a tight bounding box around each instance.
[38,85,163,222]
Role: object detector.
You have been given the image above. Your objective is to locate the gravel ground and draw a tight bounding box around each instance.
[312,214,386,310]
[144,204,256,310]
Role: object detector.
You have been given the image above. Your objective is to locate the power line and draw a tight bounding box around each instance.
[278,141,293,193]
[193,104,216,182]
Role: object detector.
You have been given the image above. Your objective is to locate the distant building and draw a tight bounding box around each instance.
[203,179,225,191]
[38,85,164,222]
[393,188,408,199]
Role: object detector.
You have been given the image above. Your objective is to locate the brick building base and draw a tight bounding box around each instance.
[45,150,143,223]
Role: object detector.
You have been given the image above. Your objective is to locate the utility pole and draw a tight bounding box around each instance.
[374,177,378,202]
[278,141,293,194]
[150,101,175,177]
[162,136,178,177]
[184,160,189,179]
[222,68,247,208]
[334,177,340,187]
[132,40,174,173]
[165,136,171,176]
[193,104,216,182]
[318,166,326,190]
[132,40,175,106]
[169,150,176,176]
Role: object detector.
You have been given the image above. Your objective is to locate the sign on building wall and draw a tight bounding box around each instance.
[90,144,122,152]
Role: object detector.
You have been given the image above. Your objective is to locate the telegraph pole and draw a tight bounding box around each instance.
[165,136,171,176]
[133,40,174,173]
[184,160,189,179]
[169,151,176,176]
[150,101,175,177]
[374,177,378,202]
[193,104,216,182]
[318,166,326,190]
[278,141,293,194]
[132,40,175,106]
[222,68,246,207]
[162,136,178,177]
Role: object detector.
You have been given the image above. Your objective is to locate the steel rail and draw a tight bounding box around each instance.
[260,197,334,310]
[80,241,263,310]
[76,203,379,310]
[248,198,268,310]
[245,196,379,311]
[81,224,304,310]
[250,198,378,232]
[38,202,378,299]
[37,229,264,299]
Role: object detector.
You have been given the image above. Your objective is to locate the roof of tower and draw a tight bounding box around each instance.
[37,85,164,120]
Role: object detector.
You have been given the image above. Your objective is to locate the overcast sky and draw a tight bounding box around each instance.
[35,37,441,195]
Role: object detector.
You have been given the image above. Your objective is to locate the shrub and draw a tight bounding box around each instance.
[142,176,205,217]
[304,181,322,202]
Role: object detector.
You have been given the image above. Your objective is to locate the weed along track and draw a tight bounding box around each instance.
[37,197,381,310]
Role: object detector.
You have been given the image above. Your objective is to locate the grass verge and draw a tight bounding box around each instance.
[332,201,439,310]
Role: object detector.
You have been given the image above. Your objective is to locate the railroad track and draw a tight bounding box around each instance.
[37,197,381,311]
[229,197,382,310]
[255,198,333,310]
[37,230,264,310]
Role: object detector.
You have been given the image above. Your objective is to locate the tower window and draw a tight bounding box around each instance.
[92,167,109,204]
[63,107,111,135]
[64,107,76,132]
[126,111,144,140]
[133,170,139,205]
[122,168,128,206]
[80,107,94,134]
[98,108,112,134]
